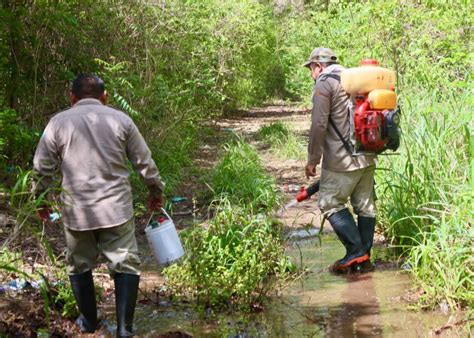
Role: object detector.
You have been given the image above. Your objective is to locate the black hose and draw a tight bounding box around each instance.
[306,180,320,197]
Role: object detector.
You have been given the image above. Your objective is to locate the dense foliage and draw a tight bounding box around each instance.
[1,0,472,316]
[0,0,282,188]
[164,200,295,309]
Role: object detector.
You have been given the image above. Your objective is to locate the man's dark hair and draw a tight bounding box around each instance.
[71,73,105,99]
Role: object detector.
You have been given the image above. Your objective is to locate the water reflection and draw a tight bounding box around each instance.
[325,274,383,337]
[113,234,448,337]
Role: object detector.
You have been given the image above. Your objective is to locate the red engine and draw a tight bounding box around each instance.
[351,59,401,153]
[354,96,385,152]
[353,94,400,153]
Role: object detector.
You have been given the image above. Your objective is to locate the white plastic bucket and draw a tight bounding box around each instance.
[145,209,184,266]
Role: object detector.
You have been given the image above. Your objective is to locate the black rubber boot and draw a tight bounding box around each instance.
[69,270,97,333]
[358,216,376,256]
[328,209,369,273]
[355,216,376,272]
[114,273,140,337]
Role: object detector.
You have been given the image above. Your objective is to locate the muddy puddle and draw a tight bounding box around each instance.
[100,233,450,337]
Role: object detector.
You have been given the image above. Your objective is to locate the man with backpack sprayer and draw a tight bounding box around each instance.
[303,47,377,273]
[33,74,165,336]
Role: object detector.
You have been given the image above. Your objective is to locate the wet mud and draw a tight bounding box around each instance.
[102,235,451,337]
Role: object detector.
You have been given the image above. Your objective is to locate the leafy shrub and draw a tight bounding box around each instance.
[0,108,38,175]
[164,138,294,309]
[163,200,296,309]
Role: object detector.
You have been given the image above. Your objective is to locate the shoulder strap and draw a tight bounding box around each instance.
[328,118,354,154]
[320,73,341,82]
[316,73,353,154]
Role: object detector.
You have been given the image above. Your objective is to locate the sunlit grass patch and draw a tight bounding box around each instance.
[211,137,281,212]
[257,122,305,160]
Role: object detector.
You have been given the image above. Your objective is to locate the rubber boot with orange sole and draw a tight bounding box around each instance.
[328,209,369,274]
[357,215,376,272]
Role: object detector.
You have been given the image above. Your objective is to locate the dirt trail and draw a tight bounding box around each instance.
[169,104,330,233]
[218,105,330,231]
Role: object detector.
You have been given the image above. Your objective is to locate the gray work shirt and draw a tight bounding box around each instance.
[308,64,376,171]
[33,98,165,231]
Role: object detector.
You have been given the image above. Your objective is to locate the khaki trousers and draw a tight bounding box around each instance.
[318,165,376,218]
[64,219,141,275]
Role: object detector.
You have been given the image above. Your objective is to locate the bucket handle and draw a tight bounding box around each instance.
[146,208,172,229]
[160,207,172,221]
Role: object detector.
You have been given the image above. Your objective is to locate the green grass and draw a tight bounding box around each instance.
[376,88,472,311]
[406,190,473,310]
[211,137,281,212]
[164,137,296,309]
[377,91,471,245]
[257,122,305,160]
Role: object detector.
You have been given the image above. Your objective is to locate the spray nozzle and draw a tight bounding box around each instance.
[295,180,320,202]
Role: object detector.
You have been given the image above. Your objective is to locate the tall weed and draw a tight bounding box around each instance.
[406,190,473,310]
[377,93,471,244]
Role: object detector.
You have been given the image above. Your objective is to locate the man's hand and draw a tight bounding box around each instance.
[147,193,164,212]
[37,205,52,223]
[305,164,317,179]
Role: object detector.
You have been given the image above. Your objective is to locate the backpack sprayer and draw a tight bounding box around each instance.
[341,59,401,154]
[289,60,400,206]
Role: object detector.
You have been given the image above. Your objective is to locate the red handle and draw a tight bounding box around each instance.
[296,188,309,202]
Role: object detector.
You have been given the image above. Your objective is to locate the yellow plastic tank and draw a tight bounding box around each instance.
[341,66,396,95]
[368,89,397,109]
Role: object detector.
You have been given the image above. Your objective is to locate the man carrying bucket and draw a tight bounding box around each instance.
[303,48,377,273]
[33,74,165,336]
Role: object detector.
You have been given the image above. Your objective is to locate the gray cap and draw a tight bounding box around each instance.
[303,47,337,67]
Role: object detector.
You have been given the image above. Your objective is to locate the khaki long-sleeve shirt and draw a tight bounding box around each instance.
[33,98,165,231]
[308,64,376,172]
